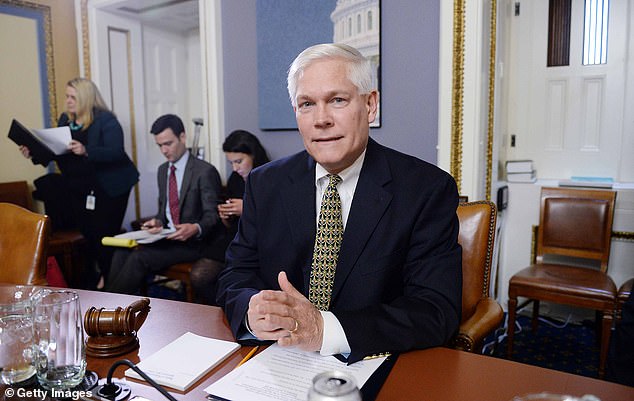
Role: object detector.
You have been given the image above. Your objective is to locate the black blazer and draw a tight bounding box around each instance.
[217,138,462,363]
[56,110,139,198]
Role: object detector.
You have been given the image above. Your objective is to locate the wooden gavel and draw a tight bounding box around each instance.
[84,298,151,357]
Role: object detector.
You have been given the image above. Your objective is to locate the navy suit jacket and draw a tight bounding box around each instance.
[57,110,139,198]
[155,155,222,240]
[217,138,462,362]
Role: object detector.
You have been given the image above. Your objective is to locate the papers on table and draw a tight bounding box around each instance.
[125,332,240,391]
[115,228,175,244]
[204,344,387,401]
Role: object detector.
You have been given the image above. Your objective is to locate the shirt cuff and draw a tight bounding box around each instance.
[244,313,258,338]
[319,311,351,356]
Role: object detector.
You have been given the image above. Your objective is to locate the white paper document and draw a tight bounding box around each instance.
[125,332,240,391]
[115,228,175,244]
[204,344,386,401]
[32,126,72,155]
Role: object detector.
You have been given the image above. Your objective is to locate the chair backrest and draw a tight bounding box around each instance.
[457,201,497,322]
[0,180,33,210]
[537,187,616,272]
[0,202,49,285]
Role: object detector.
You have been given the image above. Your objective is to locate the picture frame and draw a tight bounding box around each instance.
[256,0,381,130]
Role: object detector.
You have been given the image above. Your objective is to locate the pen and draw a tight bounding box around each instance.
[235,346,259,369]
[363,352,391,360]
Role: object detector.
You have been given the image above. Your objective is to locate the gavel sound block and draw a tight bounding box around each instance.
[84,298,151,358]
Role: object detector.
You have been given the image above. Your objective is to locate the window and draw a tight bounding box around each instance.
[348,17,352,37]
[368,11,373,30]
[357,14,361,34]
[583,0,609,65]
[547,0,571,66]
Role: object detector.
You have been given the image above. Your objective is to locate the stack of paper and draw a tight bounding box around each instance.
[205,344,387,401]
[125,332,240,391]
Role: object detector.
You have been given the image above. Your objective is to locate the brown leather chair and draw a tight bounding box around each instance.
[0,180,86,287]
[507,187,617,378]
[0,202,50,285]
[450,201,504,352]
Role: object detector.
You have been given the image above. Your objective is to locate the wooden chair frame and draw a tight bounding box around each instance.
[507,187,617,378]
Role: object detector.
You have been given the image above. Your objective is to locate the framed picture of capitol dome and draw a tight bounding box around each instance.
[257,0,381,130]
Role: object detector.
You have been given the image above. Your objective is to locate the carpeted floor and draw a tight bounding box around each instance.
[489,314,600,379]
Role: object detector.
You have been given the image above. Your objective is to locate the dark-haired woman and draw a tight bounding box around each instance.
[191,130,269,304]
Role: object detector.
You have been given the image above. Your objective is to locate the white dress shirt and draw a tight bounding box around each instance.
[314,150,366,356]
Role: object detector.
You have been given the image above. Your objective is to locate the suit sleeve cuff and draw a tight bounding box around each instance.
[319,311,351,356]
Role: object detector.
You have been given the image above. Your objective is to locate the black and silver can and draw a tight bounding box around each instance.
[307,371,362,401]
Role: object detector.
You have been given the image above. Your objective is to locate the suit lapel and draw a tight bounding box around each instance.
[331,139,393,301]
[179,156,194,209]
[279,154,316,290]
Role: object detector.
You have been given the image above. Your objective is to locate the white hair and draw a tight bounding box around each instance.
[287,43,373,108]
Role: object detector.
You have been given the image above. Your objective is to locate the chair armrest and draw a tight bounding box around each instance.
[451,298,503,352]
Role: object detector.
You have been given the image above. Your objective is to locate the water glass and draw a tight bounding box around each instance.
[0,285,37,385]
[33,289,86,390]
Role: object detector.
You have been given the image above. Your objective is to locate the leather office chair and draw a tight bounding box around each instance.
[450,201,504,352]
[0,202,50,285]
[507,187,617,378]
[0,180,86,287]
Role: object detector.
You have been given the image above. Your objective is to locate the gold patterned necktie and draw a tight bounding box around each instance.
[309,174,344,311]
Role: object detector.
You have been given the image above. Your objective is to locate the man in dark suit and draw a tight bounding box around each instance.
[106,114,222,294]
[216,43,462,363]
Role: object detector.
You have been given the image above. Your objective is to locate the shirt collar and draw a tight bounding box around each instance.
[315,150,366,185]
[171,150,190,171]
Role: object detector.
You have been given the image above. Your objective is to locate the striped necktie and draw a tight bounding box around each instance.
[168,165,180,225]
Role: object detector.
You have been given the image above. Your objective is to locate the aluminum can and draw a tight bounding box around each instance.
[307,370,362,401]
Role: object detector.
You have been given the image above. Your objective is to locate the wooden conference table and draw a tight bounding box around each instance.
[64,290,634,400]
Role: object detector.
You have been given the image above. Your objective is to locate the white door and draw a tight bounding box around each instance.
[92,8,148,226]
[504,0,629,181]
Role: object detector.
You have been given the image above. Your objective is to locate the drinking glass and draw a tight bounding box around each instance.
[0,284,37,385]
[33,289,86,390]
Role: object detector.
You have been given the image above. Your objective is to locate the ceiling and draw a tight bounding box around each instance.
[98,0,199,34]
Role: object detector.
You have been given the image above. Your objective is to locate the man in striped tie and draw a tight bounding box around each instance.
[107,114,223,294]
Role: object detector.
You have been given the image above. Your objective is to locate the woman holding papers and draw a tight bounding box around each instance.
[191,130,270,304]
[19,77,139,289]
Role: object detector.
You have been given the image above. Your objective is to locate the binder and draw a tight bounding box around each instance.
[7,119,71,166]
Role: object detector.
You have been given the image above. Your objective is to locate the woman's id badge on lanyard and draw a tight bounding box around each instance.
[86,191,96,210]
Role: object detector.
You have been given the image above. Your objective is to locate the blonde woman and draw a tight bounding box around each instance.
[20,78,139,288]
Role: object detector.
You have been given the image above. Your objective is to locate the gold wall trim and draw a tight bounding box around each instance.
[450,0,465,193]
[1,0,57,126]
[612,231,634,242]
[485,0,497,201]
[80,0,90,79]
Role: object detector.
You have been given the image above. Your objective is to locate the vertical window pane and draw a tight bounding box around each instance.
[357,14,361,33]
[583,0,609,65]
[368,11,373,30]
[548,0,572,67]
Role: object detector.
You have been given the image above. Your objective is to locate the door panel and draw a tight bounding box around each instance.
[506,0,628,180]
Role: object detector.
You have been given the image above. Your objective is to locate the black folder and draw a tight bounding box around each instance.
[8,119,56,166]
